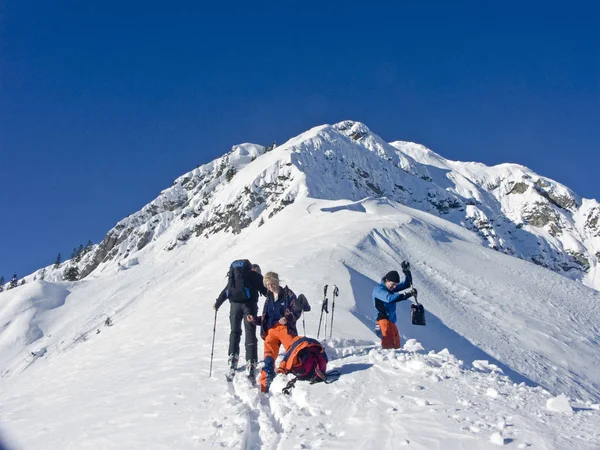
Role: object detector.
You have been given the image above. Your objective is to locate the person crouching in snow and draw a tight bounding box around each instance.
[247,271,299,393]
[372,264,417,349]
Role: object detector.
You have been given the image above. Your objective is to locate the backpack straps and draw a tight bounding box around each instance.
[282,376,298,395]
[310,369,341,385]
[283,369,342,394]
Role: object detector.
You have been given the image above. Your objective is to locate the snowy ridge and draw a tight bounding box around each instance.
[11,120,599,293]
[1,196,599,449]
[390,138,600,289]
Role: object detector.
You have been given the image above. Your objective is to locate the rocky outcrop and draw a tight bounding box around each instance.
[508,181,529,195]
[585,207,600,237]
[41,120,598,291]
[523,202,559,228]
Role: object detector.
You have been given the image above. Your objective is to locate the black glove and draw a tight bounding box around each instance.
[401,261,413,287]
[393,287,417,303]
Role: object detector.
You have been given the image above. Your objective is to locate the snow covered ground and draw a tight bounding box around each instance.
[1,198,599,449]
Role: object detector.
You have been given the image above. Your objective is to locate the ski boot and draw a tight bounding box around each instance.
[246,360,257,383]
[262,370,275,393]
[225,353,239,382]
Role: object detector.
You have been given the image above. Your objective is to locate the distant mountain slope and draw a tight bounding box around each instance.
[15,120,599,292]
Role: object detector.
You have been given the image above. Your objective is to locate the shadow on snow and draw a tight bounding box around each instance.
[346,266,538,389]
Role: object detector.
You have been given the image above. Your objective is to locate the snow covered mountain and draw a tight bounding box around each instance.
[19,120,600,292]
[1,121,600,449]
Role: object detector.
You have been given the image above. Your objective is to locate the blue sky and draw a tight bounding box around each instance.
[1,1,598,280]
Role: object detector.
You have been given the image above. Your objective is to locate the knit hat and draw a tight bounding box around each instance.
[384,270,400,283]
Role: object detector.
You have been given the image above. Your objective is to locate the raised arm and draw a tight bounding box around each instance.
[374,284,408,303]
[391,268,412,292]
[391,287,417,303]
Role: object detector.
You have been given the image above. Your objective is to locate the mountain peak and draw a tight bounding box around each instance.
[333,120,371,140]
[14,120,600,292]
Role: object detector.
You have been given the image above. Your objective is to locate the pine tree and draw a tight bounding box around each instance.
[19,279,26,286]
[0,276,4,292]
[54,253,62,269]
[64,266,79,281]
[85,240,93,254]
[76,244,84,261]
[39,268,46,281]
[10,274,18,289]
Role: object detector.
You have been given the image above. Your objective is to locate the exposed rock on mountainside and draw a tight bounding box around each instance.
[28,121,600,291]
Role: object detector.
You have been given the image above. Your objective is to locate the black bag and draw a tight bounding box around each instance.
[410,300,426,326]
[226,259,252,302]
[296,294,311,312]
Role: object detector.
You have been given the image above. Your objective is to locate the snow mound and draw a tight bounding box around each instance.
[490,432,506,445]
[546,395,573,413]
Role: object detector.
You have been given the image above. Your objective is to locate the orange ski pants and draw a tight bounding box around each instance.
[378,319,401,349]
[260,324,298,392]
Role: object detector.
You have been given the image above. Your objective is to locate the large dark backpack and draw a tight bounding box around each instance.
[278,337,328,380]
[293,345,327,380]
[280,337,340,395]
[226,259,253,303]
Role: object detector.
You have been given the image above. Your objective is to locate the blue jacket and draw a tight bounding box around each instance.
[372,276,412,323]
[251,286,299,339]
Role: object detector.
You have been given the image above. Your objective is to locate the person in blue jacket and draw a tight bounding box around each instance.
[372,262,417,348]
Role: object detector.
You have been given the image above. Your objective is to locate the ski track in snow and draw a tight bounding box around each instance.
[203,339,600,450]
[1,197,600,449]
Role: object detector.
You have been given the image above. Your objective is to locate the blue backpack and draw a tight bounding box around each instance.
[226,259,252,302]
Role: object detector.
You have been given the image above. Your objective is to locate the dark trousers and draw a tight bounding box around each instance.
[228,302,258,362]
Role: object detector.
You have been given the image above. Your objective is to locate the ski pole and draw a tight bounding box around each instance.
[209,309,218,378]
[317,285,328,339]
[323,294,330,344]
[323,305,328,344]
[329,285,338,340]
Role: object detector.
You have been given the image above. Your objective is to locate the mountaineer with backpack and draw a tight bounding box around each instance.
[214,260,267,380]
[246,271,300,393]
[373,262,417,349]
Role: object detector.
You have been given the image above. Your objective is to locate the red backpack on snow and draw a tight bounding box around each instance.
[278,337,337,394]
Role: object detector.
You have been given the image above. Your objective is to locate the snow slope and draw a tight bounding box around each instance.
[389,139,600,291]
[1,197,599,449]
[10,121,600,295]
